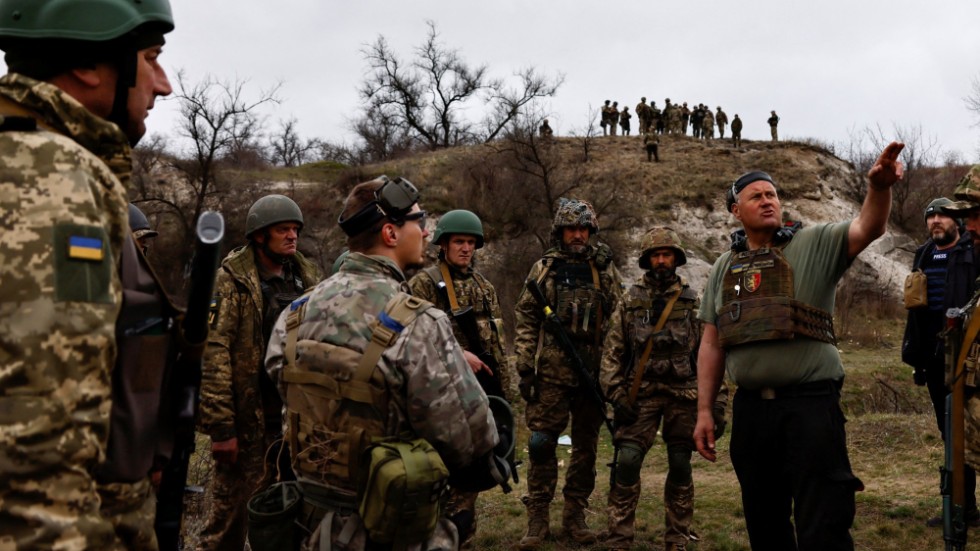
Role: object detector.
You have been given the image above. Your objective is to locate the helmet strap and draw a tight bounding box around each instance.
[108,48,138,146]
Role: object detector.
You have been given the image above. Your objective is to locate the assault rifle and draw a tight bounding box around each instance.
[942,299,980,551]
[449,303,505,398]
[155,211,225,551]
[525,280,618,487]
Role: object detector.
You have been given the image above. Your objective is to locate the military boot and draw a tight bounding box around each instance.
[664,543,687,551]
[561,506,597,545]
[519,515,551,550]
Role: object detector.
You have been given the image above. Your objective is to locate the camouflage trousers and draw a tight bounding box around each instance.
[98,477,158,551]
[198,432,280,551]
[524,380,604,517]
[445,488,479,547]
[303,509,459,550]
[605,393,696,548]
[965,393,980,470]
[771,126,779,141]
[0,397,118,550]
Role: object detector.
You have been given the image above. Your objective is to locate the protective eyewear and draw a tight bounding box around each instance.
[338,176,421,236]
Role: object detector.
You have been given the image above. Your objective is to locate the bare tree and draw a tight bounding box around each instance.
[141,71,281,269]
[966,75,980,127]
[357,21,563,153]
[268,118,321,167]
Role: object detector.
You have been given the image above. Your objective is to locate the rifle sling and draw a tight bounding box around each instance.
[438,262,462,312]
[627,287,682,404]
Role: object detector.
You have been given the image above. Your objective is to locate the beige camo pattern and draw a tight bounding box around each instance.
[197,243,321,549]
[264,252,498,550]
[0,73,132,550]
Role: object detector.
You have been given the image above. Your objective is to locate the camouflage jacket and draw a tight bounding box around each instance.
[715,110,729,126]
[702,109,715,129]
[731,117,743,133]
[514,245,623,386]
[0,73,132,546]
[635,102,650,120]
[409,260,513,398]
[600,274,702,403]
[199,243,321,443]
[264,252,498,472]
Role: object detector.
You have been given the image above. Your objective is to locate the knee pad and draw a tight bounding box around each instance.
[666,445,692,485]
[528,431,557,463]
[614,442,646,486]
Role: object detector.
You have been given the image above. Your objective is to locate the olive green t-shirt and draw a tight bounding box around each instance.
[699,222,851,389]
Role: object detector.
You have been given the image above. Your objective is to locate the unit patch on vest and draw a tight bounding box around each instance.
[743,269,762,293]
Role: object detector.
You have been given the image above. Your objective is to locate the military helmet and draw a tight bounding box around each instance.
[128,203,158,239]
[552,198,598,235]
[638,226,687,269]
[331,250,349,274]
[923,197,954,221]
[0,0,174,42]
[432,209,484,248]
[245,195,304,238]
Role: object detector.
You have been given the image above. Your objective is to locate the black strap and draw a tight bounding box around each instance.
[0,115,36,132]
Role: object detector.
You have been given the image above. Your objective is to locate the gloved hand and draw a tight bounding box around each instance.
[713,403,728,440]
[913,367,927,386]
[518,372,538,403]
[614,398,639,427]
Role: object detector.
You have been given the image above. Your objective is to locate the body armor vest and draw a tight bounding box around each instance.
[259,267,305,431]
[550,259,607,343]
[716,247,836,348]
[423,263,501,357]
[282,293,430,503]
[99,234,175,482]
[626,285,698,380]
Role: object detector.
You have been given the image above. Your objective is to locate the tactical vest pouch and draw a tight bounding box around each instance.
[357,438,449,545]
[903,269,928,309]
[717,296,836,348]
[246,481,304,551]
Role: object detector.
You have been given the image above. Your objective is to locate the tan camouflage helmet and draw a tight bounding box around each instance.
[944,165,980,214]
[552,198,599,235]
[638,226,686,269]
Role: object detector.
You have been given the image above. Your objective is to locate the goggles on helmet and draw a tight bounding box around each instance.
[338,176,421,237]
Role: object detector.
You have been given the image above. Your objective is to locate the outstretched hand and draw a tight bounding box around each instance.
[867,141,905,190]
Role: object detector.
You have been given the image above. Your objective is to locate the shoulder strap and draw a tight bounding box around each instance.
[354,293,432,384]
[0,96,53,132]
[437,261,462,312]
[284,296,310,374]
[628,286,683,403]
[589,259,604,348]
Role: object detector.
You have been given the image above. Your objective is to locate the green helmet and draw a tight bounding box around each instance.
[128,203,158,239]
[638,226,687,269]
[331,250,349,274]
[552,198,598,235]
[245,195,304,239]
[432,210,484,248]
[0,0,174,42]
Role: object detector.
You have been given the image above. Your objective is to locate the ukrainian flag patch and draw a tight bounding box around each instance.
[68,235,105,261]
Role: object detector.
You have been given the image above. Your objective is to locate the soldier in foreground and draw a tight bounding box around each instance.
[0,0,175,547]
[695,143,905,550]
[600,228,726,551]
[514,199,622,549]
[409,210,512,547]
[198,195,321,549]
[264,175,504,550]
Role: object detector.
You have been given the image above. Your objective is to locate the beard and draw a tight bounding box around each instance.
[650,266,677,285]
[932,227,957,247]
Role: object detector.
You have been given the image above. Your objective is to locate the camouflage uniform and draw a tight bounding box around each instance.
[198,243,321,550]
[599,271,704,551]
[609,103,620,136]
[702,109,715,140]
[715,108,729,139]
[731,116,743,148]
[409,259,513,546]
[515,200,622,548]
[680,104,691,136]
[768,112,780,141]
[264,252,499,550]
[619,108,631,136]
[0,73,131,550]
[635,99,651,136]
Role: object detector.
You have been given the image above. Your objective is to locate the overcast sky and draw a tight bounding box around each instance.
[38,1,980,162]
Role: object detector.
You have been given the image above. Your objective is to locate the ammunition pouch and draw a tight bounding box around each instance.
[717,296,836,348]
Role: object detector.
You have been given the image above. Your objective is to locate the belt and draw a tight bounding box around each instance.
[740,379,842,400]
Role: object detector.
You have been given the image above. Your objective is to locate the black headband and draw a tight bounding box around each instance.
[727,171,776,211]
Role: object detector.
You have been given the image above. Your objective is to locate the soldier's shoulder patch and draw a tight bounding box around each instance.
[54,222,111,303]
[209,296,222,329]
